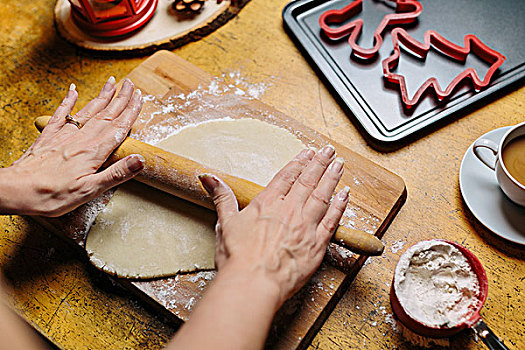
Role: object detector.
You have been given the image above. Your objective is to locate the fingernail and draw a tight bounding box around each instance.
[337,186,351,201]
[304,148,315,160]
[298,148,314,160]
[121,78,134,93]
[322,144,335,157]
[69,83,76,91]
[103,76,116,91]
[329,157,345,172]
[127,154,145,172]
[198,174,219,194]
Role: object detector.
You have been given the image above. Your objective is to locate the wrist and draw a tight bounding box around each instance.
[0,166,34,215]
[170,264,283,349]
[215,262,283,312]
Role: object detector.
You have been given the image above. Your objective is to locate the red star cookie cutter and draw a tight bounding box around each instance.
[319,0,423,59]
[382,28,506,108]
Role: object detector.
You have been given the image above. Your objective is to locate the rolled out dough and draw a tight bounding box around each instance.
[86,118,306,279]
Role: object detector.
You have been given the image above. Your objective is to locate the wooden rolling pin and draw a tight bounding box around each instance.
[35,116,384,256]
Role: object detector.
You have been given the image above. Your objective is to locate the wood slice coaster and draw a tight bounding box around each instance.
[54,0,250,55]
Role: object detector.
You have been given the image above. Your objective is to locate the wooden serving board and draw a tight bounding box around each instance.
[34,51,406,349]
[55,0,251,55]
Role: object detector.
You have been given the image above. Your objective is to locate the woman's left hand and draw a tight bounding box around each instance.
[0,77,145,217]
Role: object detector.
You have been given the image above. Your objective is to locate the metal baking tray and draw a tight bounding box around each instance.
[283,0,525,149]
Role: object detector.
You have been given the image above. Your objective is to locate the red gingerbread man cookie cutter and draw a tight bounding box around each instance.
[382,28,506,108]
[319,0,423,59]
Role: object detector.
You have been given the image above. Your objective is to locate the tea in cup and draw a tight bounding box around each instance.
[473,121,525,206]
[502,135,525,186]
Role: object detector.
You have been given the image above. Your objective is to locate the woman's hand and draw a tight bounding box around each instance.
[170,147,349,350]
[0,77,144,217]
[199,145,349,307]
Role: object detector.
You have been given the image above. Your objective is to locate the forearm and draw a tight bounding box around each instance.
[0,280,48,350]
[167,266,281,350]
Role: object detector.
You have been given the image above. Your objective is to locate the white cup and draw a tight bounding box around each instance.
[473,122,525,207]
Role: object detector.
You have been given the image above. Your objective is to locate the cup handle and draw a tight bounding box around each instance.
[473,139,499,170]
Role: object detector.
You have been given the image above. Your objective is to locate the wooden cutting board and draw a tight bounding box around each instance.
[34,51,406,349]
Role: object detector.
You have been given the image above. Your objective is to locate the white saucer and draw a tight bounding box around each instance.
[459,126,525,245]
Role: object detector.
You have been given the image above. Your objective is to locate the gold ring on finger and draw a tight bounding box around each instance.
[65,114,82,129]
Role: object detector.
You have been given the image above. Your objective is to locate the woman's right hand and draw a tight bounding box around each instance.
[199,145,349,308]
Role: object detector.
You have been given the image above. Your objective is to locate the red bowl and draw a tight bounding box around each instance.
[390,239,488,338]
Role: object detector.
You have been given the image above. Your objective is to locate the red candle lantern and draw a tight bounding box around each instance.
[67,0,158,37]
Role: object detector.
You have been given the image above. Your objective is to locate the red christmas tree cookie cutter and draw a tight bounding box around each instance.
[382,28,506,108]
[319,0,423,59]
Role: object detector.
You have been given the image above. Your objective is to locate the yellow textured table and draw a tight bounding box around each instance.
[0,1,523,349]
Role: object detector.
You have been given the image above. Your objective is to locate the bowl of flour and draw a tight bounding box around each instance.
[390,239,488,338]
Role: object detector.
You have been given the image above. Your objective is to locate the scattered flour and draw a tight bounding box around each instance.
[141,94,155,102]
[73,191,114,246]
[114,128,128,144]
[187,271,216,283]
[390,240,405,254]
[384,313,399,332]
[137,271,218,318]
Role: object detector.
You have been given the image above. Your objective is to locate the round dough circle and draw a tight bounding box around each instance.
[86,118,306,278]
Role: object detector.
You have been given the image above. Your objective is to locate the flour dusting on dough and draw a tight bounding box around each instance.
[133,70,273,145]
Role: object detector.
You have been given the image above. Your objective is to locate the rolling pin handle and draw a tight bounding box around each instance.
[35,115,51,132]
